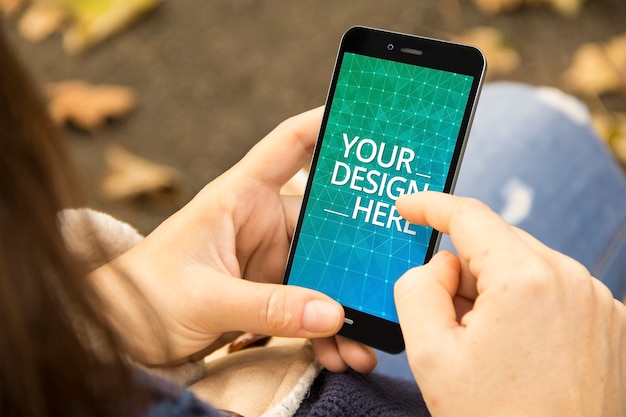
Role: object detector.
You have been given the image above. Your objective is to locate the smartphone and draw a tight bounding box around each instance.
[283,26,485,354]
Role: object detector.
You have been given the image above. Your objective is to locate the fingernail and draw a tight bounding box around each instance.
[303,300,342,333]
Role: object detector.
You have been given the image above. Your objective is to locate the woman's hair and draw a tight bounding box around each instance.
[0,26,146,415]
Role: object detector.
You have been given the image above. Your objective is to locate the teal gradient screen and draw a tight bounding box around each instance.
[288,52,473,322]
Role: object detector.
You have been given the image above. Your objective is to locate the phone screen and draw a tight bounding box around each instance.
[284,27,485,352]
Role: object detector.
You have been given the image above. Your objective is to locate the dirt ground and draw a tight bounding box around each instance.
[4,0,626,234]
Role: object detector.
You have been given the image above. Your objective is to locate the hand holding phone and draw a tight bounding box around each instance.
[284,26,486,353]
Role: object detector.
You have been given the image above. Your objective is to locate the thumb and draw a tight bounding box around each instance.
[209,278,344,338]
[395,251,461,351]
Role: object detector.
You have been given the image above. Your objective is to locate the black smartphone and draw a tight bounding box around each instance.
[283,26,486,354]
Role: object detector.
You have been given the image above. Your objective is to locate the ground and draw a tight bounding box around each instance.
[3,0,626,234]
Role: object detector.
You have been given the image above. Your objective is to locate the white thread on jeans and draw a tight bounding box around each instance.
[535,87,590,125]
[499,178,534,225]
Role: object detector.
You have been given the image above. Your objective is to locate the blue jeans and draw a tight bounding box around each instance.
[376,81,626,381]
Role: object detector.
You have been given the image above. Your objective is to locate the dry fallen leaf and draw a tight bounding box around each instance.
[0,0,26,16]
[9,0,158,53]
[60,0,158,54]
[564,33,626,97]
[452,27,520,77]
[47,80,137,131]
[100,143,181,201]
[591,112,626,166]
[604,32,626,94]
[472,0,525,15]
[564,43,621,96]
[472,0,585,16]
[546,0,585,16]
[18,1,67,42]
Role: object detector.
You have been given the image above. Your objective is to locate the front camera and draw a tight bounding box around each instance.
[387,43,394,51]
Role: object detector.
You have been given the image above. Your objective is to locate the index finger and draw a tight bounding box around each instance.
[237,106,323,189]
[396,192,535,288]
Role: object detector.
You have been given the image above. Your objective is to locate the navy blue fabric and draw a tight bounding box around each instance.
[295,369,430,417]
[136,366,428,417]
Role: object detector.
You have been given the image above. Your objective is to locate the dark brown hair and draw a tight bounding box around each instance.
[0,26,145,416]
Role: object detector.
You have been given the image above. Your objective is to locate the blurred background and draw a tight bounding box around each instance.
[2,0,625,234]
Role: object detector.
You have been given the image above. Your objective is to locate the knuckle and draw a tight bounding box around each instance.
[275,115,314,153]
[394,267,427,305]
[517,252,596,301]
[513,256,556,295]
[394,270,413,294]
[591,277,618,308]
[450,197,495,231]
[616,298,626,323]
[262,290,293,333]
[554,252,590,281]
[550,254,595,296]
[462,197,491,212]
[406,343,442,375]
[456,197,493,221]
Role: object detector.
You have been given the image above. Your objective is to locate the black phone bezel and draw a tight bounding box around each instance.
[284,26,485,354]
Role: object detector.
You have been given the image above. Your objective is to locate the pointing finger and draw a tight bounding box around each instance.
[396,192,536,291]
[395,251,461,353]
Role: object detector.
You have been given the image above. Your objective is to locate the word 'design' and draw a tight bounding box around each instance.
[326,133,431,235]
